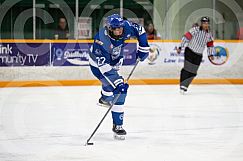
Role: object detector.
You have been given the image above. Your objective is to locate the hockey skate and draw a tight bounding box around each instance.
[180,86,187,95]
[112,124,126,140]
[97,98,112,108]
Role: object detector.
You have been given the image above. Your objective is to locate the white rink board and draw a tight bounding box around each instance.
[1,42,243,81]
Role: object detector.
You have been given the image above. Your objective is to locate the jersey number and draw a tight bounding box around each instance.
[133,23,143,35]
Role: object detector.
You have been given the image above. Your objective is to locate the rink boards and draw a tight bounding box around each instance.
[0,39,243,87]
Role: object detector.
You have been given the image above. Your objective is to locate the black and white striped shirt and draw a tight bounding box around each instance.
[180,26,214,55]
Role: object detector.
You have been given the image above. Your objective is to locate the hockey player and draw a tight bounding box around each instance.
[89,14,149,139]
[177,16,215,94]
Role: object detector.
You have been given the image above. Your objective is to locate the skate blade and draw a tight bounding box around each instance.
[113,133,125,140]
[180,90,186,95]
[97,102,109,108]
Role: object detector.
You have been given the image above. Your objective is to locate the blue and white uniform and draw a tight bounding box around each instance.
[89,14,149,126]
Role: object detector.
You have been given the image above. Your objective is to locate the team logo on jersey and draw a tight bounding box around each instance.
[111,44,122,60]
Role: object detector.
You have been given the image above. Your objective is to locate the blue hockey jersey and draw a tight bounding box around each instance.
[89,20,149,88]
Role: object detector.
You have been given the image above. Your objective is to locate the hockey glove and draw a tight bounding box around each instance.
[114,83,129,94]
[136,50,149,62]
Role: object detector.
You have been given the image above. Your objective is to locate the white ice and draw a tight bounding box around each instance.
[0,85,243,161]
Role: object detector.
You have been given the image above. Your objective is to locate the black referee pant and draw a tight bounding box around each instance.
[180,47,202,88]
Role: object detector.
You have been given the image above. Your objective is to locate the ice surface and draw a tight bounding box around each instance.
[0,85,243,161]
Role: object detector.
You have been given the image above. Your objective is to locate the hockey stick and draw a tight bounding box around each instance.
[85,59,140,146]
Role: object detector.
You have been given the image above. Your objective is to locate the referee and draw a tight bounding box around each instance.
[177,16,215,94]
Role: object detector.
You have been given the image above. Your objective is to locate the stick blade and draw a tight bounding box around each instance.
[85,142,94,146]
